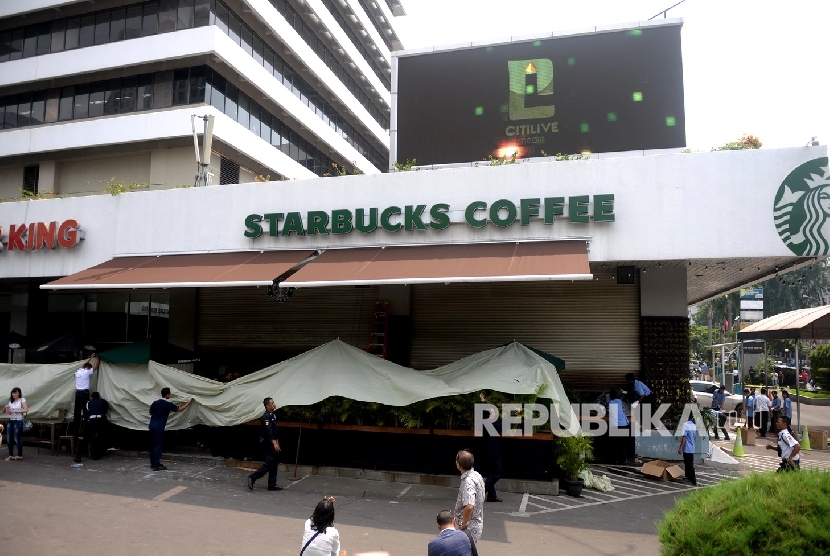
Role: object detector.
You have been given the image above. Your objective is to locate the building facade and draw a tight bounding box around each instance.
[0,0,402,197]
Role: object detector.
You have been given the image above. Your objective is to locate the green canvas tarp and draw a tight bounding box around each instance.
[0,340,576,431]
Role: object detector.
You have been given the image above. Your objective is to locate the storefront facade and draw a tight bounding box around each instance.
[0,146,825,389]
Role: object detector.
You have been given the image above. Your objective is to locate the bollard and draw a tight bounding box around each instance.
[733,426,746,457]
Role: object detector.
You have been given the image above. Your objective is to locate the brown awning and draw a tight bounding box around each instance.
[42,251,315,290]
[737,305,830,340]
[282,241,591,288]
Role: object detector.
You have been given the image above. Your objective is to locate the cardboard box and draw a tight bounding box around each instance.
[808,429,828,450]
[641,460,685,481]
[740,427,756,446]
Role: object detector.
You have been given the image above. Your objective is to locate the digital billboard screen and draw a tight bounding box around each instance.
[393,22,685,166]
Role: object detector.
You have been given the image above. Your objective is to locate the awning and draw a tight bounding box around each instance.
[737,305,830,340]
[282,241,591,288]
[42,251,315,290]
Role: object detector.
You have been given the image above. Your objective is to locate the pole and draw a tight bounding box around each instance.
[721,345,726,385]
[795,342,801,438]
[289,422,303,481]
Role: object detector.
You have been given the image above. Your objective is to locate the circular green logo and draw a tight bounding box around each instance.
[775,157,830,255]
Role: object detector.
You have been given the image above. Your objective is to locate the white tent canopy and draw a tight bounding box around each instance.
[0,340,574,431]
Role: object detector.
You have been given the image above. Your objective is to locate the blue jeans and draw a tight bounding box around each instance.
[149,428,165,468]
[7,420,23,457]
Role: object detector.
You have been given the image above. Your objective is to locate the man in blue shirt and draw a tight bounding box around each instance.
[710,385,730,440]
[428,510,473,556]
[678,417,697,486]
[744,388,755,430]
[607,389,632,464]
[624,373,653,404]
[149,387,194,471]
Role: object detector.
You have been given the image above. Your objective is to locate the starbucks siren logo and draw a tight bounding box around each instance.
[774,157,830,256]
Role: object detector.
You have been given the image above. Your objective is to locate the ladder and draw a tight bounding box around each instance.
[367,300,390,359]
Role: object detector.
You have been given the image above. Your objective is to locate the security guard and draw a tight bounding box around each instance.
[247,397,282,491]
[74,391,109,463]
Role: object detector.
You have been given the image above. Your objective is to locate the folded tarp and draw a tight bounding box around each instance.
[0,339,575,431]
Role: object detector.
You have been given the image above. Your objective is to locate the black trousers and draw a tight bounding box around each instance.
[149,429,165,468]
[712,412,730,439]
[610,425,633,464]
[483,455,503,499]
[73,390,90,437]
[757,411,769,437]
[76,419,106,461]
[683,453,696,485]
[250,443,279,488]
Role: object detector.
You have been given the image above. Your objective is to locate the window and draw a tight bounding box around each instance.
[189,66,206,103]
[9,29,24,60]
[236,93,249,128]
[59,86,75,120]
[16,93,32,126]
[125,5,143,39]
[3,96,18,128]
[228,11,241,45]
[79,14,95,48]
[50,20,66,53]
[252,35,263,66]
[110,7,127,42]
[249,102,260,137]
[23,165,39,195]
[36,23,51,56]
[270,117,283,149]
[104,79,121,115]
[88,82,105,117]
[259,113,271,143]
[153,71,173,109]
[30,91,45,125]
[214,1,229,33]
[194,0,211,27]
[209,72,225,111]
[158,0,178,33]
[263,47,274,76]
[142,2,159,36]
[94,11,111,46]
[171,68,189,105]
[65,17,80,50]
[23,26,38,58]
[219,156,239,185]
[177,0,195,30]
[224,83,237,120]
[73,84,89,119]
[120,77,137,113]
[240,24,252,56]
[0,31,11,62]
[136,74,154,110]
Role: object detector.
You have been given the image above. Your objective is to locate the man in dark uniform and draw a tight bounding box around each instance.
[74,391,109,463]
[149,387,194,471]
[247,397,282,491]
[479,392,503,502]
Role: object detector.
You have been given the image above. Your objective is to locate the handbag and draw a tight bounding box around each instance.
[22,418,33,432]
[300,531,321,556]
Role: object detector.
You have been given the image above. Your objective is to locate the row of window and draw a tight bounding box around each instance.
[356,0,394,52]
[204,68,386,172]
[320,0,390,88]
[0,65,378,175]
[0,0,390,132]
[267,0,390,130]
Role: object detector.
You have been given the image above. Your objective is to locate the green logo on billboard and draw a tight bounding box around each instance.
[508,59,554,121]
[775,157,830,255]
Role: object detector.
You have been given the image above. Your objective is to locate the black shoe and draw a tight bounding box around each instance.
[247,476,255,491]
[155,464,167,471]
[725,436,731,441]
[267,485,283,491]
[151,466,160,471]
[486,496,502,502]
[73,458,82,463]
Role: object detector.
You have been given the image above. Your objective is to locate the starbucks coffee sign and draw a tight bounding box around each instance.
[244,195,615,238]
[775,157,830,255]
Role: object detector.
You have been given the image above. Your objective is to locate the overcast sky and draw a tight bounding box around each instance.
[393,0,830,150]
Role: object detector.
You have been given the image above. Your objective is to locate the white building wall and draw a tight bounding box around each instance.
[59,153,152,195]
[150,148,197,189]
[0,167,25,199]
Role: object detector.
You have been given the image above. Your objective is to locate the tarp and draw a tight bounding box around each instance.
[0,339,575,431]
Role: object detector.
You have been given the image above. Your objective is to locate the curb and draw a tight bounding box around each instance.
[115,450,560,496]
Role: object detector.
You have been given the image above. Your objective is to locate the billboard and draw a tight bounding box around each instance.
[393,21,685,167]
[740,287,764,299]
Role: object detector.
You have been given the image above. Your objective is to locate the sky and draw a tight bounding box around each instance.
[392,0,830,150]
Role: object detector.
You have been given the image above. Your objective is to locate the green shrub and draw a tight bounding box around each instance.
[809,345,830,371]
[813,368,830,391]
[659,471,830,555]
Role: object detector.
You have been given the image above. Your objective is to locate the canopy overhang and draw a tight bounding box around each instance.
[42,251,315,290]
[737,305,830,340]
[282,240,592,288]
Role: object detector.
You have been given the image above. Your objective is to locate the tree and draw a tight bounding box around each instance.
[689,325,709,359]
[716,134,763,150]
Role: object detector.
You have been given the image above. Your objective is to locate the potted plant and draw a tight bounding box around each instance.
[556,433,594,497]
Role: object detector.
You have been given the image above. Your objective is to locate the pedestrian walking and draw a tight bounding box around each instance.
[781,390,792,420]
[755,387,770,437]
[74,391,109,463]
[710,385,730,440]
[247,397,282,491]
[300,496,343,556]
[478,392,503,502]
[428,510,474,556]
[148,388,194,471]
[744,388,754,429]
[766,416,801,471]
[454,449,485,546]
[678,416,697,486]
[4,387,27,461]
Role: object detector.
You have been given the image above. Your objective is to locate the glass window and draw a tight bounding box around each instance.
[120,77,137,113]
[110,7,126,42]
[228,11,241,45]
[209,72,225,112]
[252,35,263,65]
[288,129,299,160]
[23,26,38,58]
[16,93,31,126]
[104,79,121,115]
[240,24,252,56]
[270,117,283,148]
[272,54,284,83]
[50,20,66,53]
[236,93,249,128]
[248,101,260,136]
[259,112,270,143]
[158,0,178,33]
[142,2,159,36]
[47,294,85,312]
[136,74,154,110]
[79,14,95,48]
[128,293,150,342]
[189,66,206,103]
[3,97,16,129]
[85,293,128,344]
[171,68,189,105]
[37,22,52,55]
[177,0,194,30]
[149,293,170,343]
[9,29,23,60]
[153,70,173,108]
[88,82,105,117]
[2,101,10,130]
[263,47,274,76]
[0,31,11,62]
[44,89,60,122]
[58,86,74,121]
[73,84,89,119]
[64,18,80,50]
[283,65,294,92]
[224,83,238,120]
[125,5,142,39]
[194,0,211,27]
[94,11,111,46]
[30,91,45,125]
[214,0,229,34]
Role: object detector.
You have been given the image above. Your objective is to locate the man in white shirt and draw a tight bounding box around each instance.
[754,387,771,438]
[73,354,99,439]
